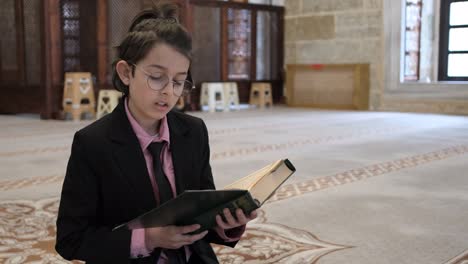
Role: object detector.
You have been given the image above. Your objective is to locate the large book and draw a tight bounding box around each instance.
[113,159,296,232]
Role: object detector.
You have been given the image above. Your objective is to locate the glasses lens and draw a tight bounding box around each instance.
[178,80,193,96]
[146,72,193,96]
[147,74,169,91]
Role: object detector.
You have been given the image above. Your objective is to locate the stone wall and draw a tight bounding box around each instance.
[284,0,383,110]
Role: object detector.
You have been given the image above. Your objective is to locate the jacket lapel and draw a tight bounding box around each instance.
[109,100,157,213]
[167,112,193,195]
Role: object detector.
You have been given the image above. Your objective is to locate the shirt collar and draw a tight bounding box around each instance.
[124,98,171,150]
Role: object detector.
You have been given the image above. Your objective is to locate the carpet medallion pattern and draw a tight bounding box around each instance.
[0,198,349,263]
[212,210,350,264]
[0,198,64,264]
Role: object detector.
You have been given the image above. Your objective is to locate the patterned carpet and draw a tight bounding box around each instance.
[1,107,468,264]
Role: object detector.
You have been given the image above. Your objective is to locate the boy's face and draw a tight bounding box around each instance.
[127,43,190,126]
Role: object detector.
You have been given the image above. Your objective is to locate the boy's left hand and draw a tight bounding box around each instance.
[215,208,258,230]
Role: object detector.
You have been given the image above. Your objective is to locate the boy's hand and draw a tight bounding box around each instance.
[145,224,208,250]
[215,208,258,230]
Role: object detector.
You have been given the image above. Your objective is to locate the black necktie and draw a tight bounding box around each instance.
[147,142,187,264]
[148,142,173,204]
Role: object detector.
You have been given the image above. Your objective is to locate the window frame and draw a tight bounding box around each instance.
[438,0,468,81]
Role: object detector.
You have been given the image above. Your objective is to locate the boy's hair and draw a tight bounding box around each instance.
[112,1,192,95]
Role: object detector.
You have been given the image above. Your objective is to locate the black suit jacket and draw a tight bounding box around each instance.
[56,101,236,264]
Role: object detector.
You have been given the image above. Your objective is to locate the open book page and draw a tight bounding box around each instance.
[223,159,295,205]
[223,160,281,190]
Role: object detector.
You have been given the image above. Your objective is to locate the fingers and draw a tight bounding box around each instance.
[216,208,259,229]
[170,229,208,249]
[164,226,209,249]
[216,208,244,229]
[249,209,258,220]
[235,208,248,223]
[152,208,259,249]
[181,230,209,244]
[177,224,201,235]
[215,214,228,229]
[223,208,238,226]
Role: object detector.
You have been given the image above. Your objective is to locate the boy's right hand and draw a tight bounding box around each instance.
[144,224,208,250]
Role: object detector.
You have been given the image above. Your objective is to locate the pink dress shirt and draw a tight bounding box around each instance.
[124,100,243,262]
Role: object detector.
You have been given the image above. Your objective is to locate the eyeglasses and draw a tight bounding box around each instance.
[131,63,194,97]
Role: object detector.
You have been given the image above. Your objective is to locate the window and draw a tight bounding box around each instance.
[439,0,468,81]
[403,0,422,81]
[61,0,80,72]
[227,8,251,79]
[60,0,97,75]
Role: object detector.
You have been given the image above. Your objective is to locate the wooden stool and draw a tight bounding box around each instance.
[249,82,273,108]
[62,72,96,121]
[200,83,210,108]
[223,82,240,111]
[97,90,122,119]
[200,82,227,112]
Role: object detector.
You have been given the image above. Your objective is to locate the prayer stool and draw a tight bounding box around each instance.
[199,83,210,108]
[200,82,227,112]
[97,89,122,119]
[222,82,240,111]
[62,72,96,121]
[249,82,273,108]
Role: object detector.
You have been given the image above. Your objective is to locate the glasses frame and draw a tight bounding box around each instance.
[130,63,195,97]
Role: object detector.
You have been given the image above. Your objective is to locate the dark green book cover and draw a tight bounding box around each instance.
[114,159,296,232]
